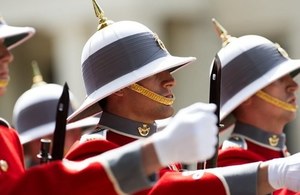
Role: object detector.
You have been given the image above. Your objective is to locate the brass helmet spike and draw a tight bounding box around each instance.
[212,18,235,47]
[92,0,113,30]
[31,60,46,88]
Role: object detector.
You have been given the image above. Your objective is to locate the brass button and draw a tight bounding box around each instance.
[0,160,8,172]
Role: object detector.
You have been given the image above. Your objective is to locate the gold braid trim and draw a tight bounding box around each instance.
[129,83,174,106]
[0,80,8,88]
[255,90,297,112]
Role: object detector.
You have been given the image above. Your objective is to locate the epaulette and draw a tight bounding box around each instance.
[221,135,247,150]
[0,117,10,128]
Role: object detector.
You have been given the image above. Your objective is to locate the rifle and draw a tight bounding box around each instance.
[197,18,234,169]
[51,82,70,161]
[37,139,52,164]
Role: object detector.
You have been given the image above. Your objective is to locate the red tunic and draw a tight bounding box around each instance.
[66,130,183,195]
[218,122,295,195]
[0,124,143,194]
[66,130,257,195]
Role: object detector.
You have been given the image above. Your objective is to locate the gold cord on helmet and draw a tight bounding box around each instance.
[212,18,236,47]
[129,83,174,106]
[255,90,297,112]
[92,0,113,30]
[31,60,46,88]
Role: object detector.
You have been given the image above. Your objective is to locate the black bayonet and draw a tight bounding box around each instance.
[205,55,222,168]
[197,55,222,169]
[197,18,232,169]
[51,82,70,161]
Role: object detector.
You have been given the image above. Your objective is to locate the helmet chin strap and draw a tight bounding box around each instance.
[129,83,174,106]
[255,90,298,112]
[0,79,9,88]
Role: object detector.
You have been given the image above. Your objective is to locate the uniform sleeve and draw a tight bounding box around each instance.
[4,139,153,195]
[8,160,119,195]
[149,162,260,195]
[218,146,296,194]
[0,126,26,194]
[105,140,155,194]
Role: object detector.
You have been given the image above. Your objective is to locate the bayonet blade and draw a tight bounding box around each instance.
[51,82,69,161]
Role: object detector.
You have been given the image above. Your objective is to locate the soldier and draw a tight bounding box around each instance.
[12,68,99,167]
[213,20,300,194]
[0,15,222,194]
[64,1,300,194]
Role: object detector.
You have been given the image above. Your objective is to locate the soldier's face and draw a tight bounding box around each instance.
[122,70,176,123]
[0,38,13,96]
[254,75,298,123]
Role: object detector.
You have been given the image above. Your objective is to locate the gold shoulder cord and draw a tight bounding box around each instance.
[129,83,174,106]
[255,90,297,112]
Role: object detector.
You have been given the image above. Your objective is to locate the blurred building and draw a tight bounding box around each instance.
[2,0,300,153]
